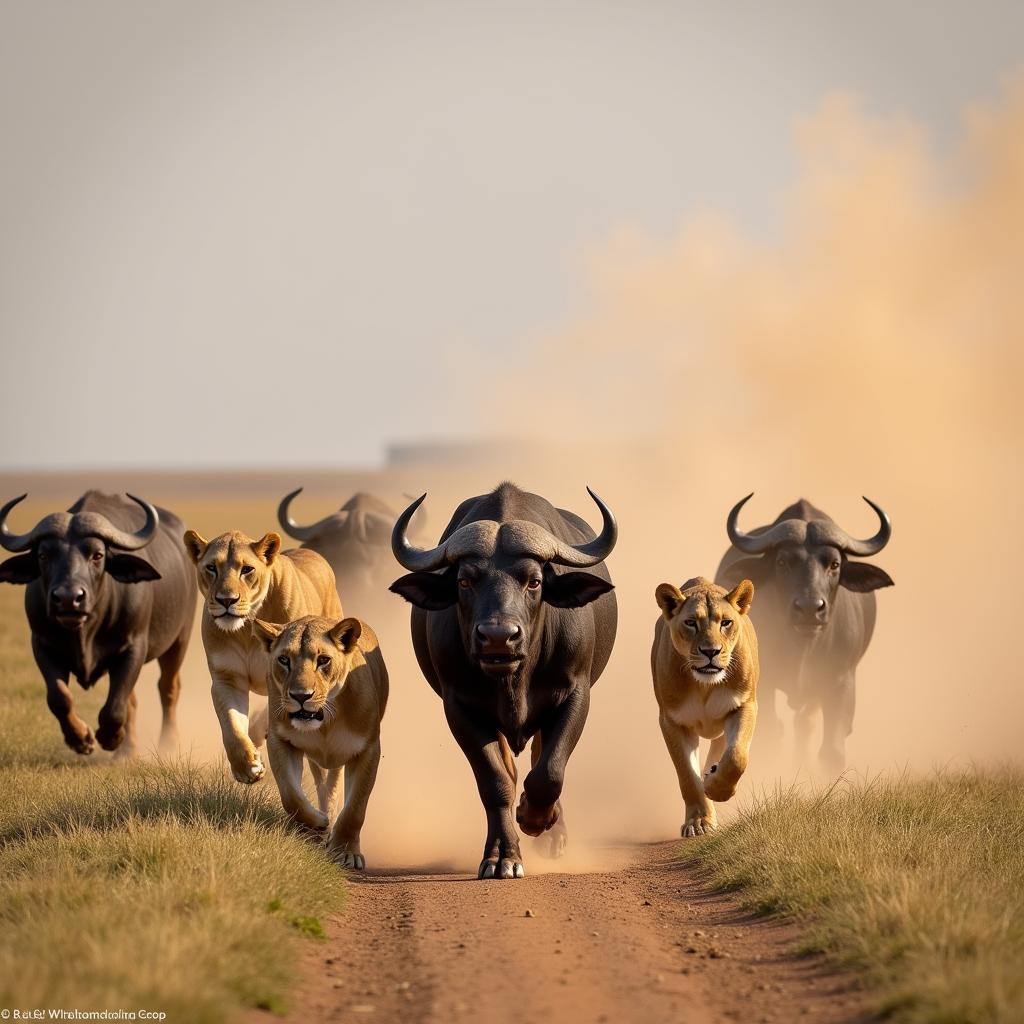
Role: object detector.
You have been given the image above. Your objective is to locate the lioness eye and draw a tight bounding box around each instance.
[277,655,289,666]
[240,566,253,576]
[722,619,733,629]
[205,564,216,575]
[317,655,331,669]
[684,619,696,628]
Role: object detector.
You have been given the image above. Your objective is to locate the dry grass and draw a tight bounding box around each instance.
[684,767,1024,1024]
[0,587,346,1022]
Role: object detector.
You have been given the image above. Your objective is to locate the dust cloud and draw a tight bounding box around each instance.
[4,77,1022,872]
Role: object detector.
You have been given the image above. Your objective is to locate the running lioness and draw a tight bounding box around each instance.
[652,575,758,837]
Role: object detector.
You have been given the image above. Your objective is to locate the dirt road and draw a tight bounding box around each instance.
[257,841,872,1024]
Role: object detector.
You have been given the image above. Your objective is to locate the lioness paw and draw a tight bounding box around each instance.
[682,810,716,838]
[232,754,265,785]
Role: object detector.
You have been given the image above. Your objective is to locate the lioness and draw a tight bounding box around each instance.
[652,576,758,837]
[253,615,388,868]
[184,529,341,784]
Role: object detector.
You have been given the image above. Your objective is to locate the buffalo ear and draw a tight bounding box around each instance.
[722,556,770,588]
[840,561,894,592]
[106,554,162,583]
[329,617,362,653]
[726,579,755,615]
[543,568,615,609]
[0,553,39,584]
[183,530,208,564]
[252,619,284,652]
[389,568,458,610]
[655,583,684,619]
[252,533,282,565]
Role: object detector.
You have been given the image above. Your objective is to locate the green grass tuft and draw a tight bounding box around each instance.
[683,767,1024,1024]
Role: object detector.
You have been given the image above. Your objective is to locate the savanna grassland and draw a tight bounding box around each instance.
[0,583,346,1023]
[684,769,1024,1024]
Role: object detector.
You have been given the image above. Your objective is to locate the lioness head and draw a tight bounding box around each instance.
[183,530,281,633]
[655,576,754,685]
[253,615,363,732]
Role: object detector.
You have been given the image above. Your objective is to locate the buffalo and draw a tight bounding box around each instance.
[0,491,197,756]
[715,495,893,774]
[278,489,404,605]
[389,482,617,879]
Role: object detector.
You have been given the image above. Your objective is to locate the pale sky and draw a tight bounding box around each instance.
[1,1,1021,469]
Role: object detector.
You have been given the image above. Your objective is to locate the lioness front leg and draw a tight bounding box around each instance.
[704,701,757,802]
[267,732,328,831]
[659,712,715,837]
[327,740,381,870]
[211,675,265,784]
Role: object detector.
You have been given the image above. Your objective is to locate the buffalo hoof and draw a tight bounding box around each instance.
[479,858,525,880]
[231,755,265,785]
[96,722,125,752]
[66,729,96,756]
[516,794,559,837]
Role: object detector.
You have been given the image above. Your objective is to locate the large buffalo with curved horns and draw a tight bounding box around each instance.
[715,495,893,774]
[0,491,197,756]
[389,482,618,879]
[278,489,408,605]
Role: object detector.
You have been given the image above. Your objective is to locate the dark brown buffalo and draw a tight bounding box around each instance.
[0,491,197,756]
[390,483,617,878]
[278,489,404,606]
[715,495,893,774]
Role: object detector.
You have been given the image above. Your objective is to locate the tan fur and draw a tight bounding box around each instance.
[651,575,759,837]
[253,616,388,868]
[183,529,342,784]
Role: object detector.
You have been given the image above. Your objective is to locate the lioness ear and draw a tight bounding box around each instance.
[252,533,282,565]
[840,561,894,592]
[183,530,208,564]
[726,579,755,615]
[655,583,684,619]
[329,617,362,653]
[252,618,284,652]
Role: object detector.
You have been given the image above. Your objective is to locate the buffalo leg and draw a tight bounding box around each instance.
[517,683,589,840]
[211,674,266,784]
[155,630,188,752]
[444,697,523,880]
[327,740,381,870]
[112,691,139,761]
[266,731,328,830]
[819,672,855,776]
[97,645,146,752]
[528,732,569,860]
[33,637,94,754]
[659,712,715,836]
[704,701,757,801]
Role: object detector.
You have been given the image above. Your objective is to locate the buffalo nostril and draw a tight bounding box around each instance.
[72,589,86,608]
[289,691,314,706]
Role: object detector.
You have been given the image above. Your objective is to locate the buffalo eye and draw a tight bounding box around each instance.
[458,578,472,590]
[721,619,733,630]
[830,560,840,572]
[526,578,541,591]
[277,655,290,667]
[90,551,104,564]
[316,655,331,669]
[240,565,254,577]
